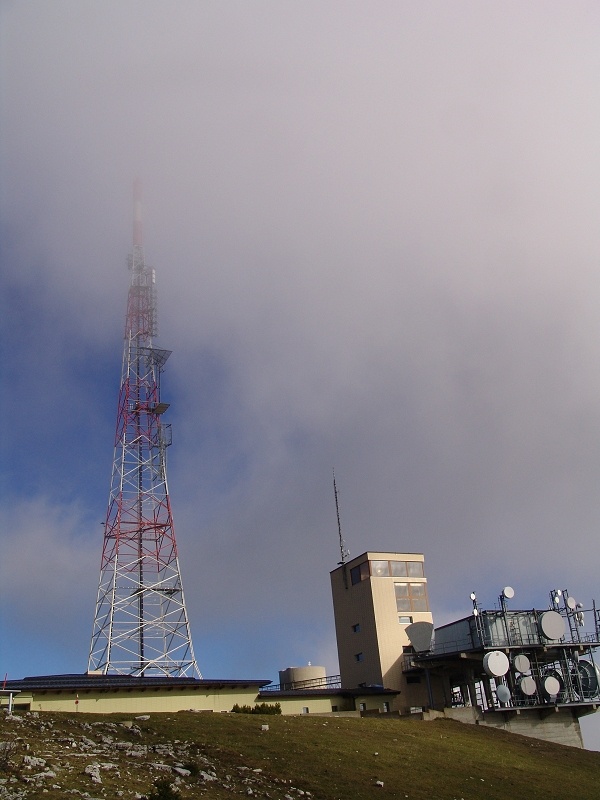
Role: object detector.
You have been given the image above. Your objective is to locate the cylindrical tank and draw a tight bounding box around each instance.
[279,665,326,689]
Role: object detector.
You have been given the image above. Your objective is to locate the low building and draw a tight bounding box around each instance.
[0,673,398,717]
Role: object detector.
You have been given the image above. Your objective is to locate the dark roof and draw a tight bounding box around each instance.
[5,673,271,692]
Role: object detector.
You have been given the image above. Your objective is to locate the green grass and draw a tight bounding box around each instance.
[1,711,599,799]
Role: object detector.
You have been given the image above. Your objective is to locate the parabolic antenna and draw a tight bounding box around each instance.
[542,674,561,697]
[513,654,531,674]
[574,660,600,700]
[518,676,537,696]
[502,586,515,599]
[496,684,511,704]
[539,610,565,640]
[405,621,434,653]
[566,596,577,611]
[483,651,510,678]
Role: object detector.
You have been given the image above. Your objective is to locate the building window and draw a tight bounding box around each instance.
[350,561,370,585]
[390,560,424,578]
[354,652,364,662]
[398,615,413,625]
[395,582,429,612]
[352,623,361,633]
[370,560,390,577]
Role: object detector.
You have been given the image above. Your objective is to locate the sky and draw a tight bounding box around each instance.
[1,0,600,748]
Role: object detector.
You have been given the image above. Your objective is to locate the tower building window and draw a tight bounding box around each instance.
[395,582,429,612]
[350,562,370,585]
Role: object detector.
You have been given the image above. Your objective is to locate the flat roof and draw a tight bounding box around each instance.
[4,674,272,692]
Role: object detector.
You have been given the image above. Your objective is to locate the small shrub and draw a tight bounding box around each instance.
[231,702,281,715]
[0,741,20,776]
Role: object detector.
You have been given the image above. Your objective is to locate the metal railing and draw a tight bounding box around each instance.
[261,675,342,692]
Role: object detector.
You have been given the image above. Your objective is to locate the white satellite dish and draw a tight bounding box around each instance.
[566,596,577,610]
[496,684,511,704]
[405,621,434,653]
[513,654,531,674]
[502,586,515,599]
[518,676,537,696]
[483,651,510,678]
[539,610,565,640]
[542,675,561,697]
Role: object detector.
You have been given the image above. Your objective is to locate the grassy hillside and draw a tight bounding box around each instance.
[1,710,599,800]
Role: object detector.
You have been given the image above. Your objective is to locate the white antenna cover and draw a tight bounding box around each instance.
[502,586,514,599]
[405,621,434,653]
[519,676,537,696]
[542,675,561,697]
[496,684,511,704]
[483,651,509,678]
[539,610,565,640]
[513,654,531,674]
[566,596,577,610]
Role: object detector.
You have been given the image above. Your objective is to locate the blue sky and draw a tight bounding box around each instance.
[1,1,600,749]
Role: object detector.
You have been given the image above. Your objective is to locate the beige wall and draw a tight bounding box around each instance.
[5,687,263,715]
[2,689,354,716]
[331,552,433,713]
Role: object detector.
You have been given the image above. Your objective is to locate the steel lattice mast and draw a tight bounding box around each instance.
[88,182,200,677]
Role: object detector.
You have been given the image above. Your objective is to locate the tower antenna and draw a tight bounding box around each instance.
[333,469,349,567]
[88,183,200,677]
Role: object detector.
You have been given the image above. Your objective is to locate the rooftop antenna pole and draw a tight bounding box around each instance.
[333,469,349,588]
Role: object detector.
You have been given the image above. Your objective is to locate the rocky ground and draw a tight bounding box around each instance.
[0,711,312,799]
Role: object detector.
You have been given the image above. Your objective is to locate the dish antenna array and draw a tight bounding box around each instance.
[468,584,600,708]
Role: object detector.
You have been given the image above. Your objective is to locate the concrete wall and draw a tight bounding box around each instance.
[423,705,587,749]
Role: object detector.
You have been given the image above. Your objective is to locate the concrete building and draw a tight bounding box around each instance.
[330,551,433,713]
[330,553,600,747]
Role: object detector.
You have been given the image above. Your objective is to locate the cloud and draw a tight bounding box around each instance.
[0,497,98,674]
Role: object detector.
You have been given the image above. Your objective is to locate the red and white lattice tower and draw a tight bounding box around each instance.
[88,182,200,677]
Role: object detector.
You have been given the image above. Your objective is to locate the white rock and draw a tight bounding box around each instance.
[172,767,191,777]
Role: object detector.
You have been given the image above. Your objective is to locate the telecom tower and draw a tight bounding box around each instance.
[88,183,200,677]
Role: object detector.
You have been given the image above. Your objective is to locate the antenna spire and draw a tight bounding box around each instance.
[333,469,349,566]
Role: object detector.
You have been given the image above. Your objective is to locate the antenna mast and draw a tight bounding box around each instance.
[88,182,200,677]
[333,469,349,567]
